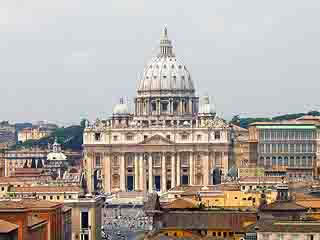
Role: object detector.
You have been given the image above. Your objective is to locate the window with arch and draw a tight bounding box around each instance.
[272,157,277,166]
[152,153,161,167]
[266,157,271,166]
[278,157,283,166]
[126,154,134,167]
[307,156,313,166]
[284,156,288,166]
[289,156,295,167]
[301,156,307,167]
[296,157,300,167]
[259,157,265,166]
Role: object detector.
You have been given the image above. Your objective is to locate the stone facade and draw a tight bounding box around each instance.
[83,28,233,194]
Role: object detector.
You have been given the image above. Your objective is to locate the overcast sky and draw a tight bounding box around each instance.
[1,0,320,125]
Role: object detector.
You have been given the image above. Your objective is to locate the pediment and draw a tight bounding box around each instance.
[139,134,174,145]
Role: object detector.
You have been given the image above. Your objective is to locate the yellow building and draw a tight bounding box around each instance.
[7,185,104,240]
[167,184,277,209]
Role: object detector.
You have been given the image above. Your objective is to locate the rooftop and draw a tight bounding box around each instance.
[255,220,320,233]
[27,216,47,228]
[0,199,62,210]
[0,219,18,233]
[12,186,82,193]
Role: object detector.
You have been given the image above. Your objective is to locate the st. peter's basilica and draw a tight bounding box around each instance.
[83,28,233,194]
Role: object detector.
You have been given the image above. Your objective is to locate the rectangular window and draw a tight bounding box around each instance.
[272,144,277,153]
[95,154,101,167]
[284,144,289,153]
[113,135,118,141]
[266,144,270,153]
[214,131,220,140]
[126,135,133,141]
[95,133,101,141]
[57,196,60,200]
[278,144,283,153]
[182,135,188,140]
[290,144,295,153]
[144,135,148,140]
[81,211,89,229]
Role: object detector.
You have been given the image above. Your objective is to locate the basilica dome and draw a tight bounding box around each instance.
[137,28,195,96]
[112,98,129,115]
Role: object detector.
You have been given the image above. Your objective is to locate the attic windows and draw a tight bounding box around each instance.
[126,135,133,141]
[95,133,101,141]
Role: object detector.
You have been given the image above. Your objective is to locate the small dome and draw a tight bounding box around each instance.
[199,96,215,115]
[137,27,195,96]
[47,152,67,161]
[113,98,129,115]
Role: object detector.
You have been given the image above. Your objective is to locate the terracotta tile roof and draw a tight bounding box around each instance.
[256,220,320,233]
[296,200,320,209]
[62,206,72,213]
[27,216,47,228]
[0,199,62,210]
[13,186,82,193]
[170,184,240,195]
[260,200,306,211]
[0,219,18,233]
[20,199,62,209]
[239,176,283,183]
[162,198,196,209]
[0,201,27,209]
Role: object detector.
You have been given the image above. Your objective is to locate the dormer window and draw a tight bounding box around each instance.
[95,133,101,141]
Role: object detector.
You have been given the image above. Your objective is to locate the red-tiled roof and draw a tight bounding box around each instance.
[162,198,196,209]
[0,220,18,233]
[260,200,306,211]
[27,216,47,228]
[13,186,81,193]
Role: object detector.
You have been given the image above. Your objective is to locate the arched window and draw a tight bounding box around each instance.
[284,157,288,166]
[301,156,306,167]
[295,157,300,167]
[266,157,271,167]
[289,157,295,167]
[259,157,265,166]
[307,156,313,166]
[272,157,277,166]
[278,157,283,166]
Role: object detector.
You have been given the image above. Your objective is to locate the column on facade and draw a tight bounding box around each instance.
[157,98,161,115]
[189,99,193,114]
[171,154,176,188]
[148,153,153,193]
[179,99,183,115]
[104,153,111,194]
[223,152,229,174]
[189,152,194,185]
[203,152,209,186]
[139,154,145,192]
[176,152,181,186]
[162,153,167,192]
[134,153,139,191]
[86,152,94,193]
[120,153,126,191]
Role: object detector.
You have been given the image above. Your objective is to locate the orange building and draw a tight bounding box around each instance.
[0,199,69,240]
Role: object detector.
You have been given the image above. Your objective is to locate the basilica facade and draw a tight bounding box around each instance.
[83,28,233,194]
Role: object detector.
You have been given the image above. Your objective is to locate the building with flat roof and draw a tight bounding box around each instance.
[248,118,320,180]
